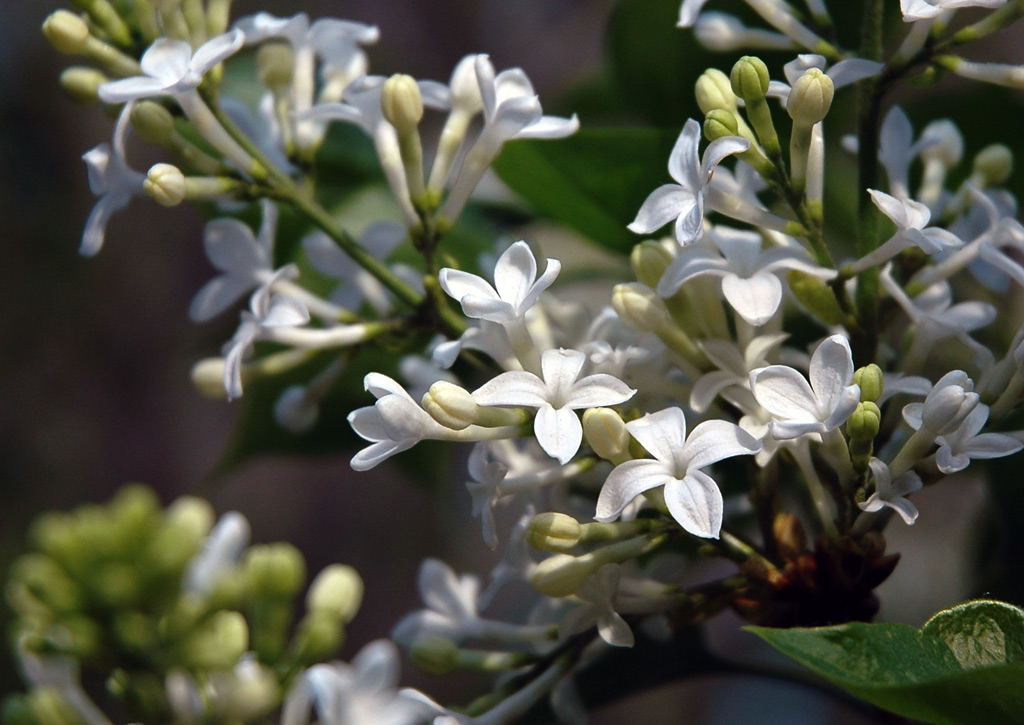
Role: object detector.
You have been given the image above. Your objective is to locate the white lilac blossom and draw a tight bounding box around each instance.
[693,12,795,52]
[629,119,749,246]
[679,0,833,54]
[767,54,883,105]
[473,348,636,464]
[900,0,1006,22]
[860,458,924,525]
[690,333,788,413]
[657,226,834,325]
[750,334,861,440]
[560,564,634,647]
[934,403,1022,473]
[80,103,146,256]
[595,406,761,537]
[303,222,406,315]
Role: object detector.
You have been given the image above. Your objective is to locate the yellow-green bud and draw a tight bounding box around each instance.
[381,74,424,132]
[846,401,881,441]
[695,68,738,113]
[144,163,186,206]
[410,635,461,675]
[704,108,740,141]
[110,484,161,546]
[130,101,175,145]
[293,610,344,662]
[612,283,669,333]
[853,364,884,403]
[59,66,108,104]
[730,56,770,101]
[630,241,673,289]
[43,11,91,55]
[257,42,295,90]
[786,69,834,125]
[21,690,82,725]
[9,553,83,614]
[113,610,158,653]
[582,408,630,464]
[90,562,140,608]
[527,512,582,553]
[165,495,216,544]
[530,553,593,597]
[787,270,845,326]
[973,144,1013,186]
[244,543,306,600]
[181,611,248,669]
[191,357,229,399]
[306,564,364,624]
[422,381,478,430]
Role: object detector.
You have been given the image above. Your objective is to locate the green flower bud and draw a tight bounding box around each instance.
[307,564,364,624]
[130,101,176,145]
[191,357,230,399]
[695,68,738,113]
[166,496,215,544]
[787,270,845,326]
[530,553,592,597]
[853,364,884,403]
[730,56,770,101]
[612,283,669,333]
[410,635,460,675]
[110,484,162,551]
[527,512,582,553]
[89,562,140,608]
[256,42,295,90]
[180,611,248,670]
[292,610,344,663]
[21,689,81,725]
[42,11,90,55]
[846,401,881,441]
[8,553,83,614]
[59,66,108,104]
[422,381,478,430]
[244,543,306,600]
[144,163,186,207]
[381,74,424,132]
[61,614,104,660]
[113,610,159,653]
[582,408,630,464]
[630,241,673,289]
[704,108,740,141]
[974,144,1013,186]
[786,69,834,125]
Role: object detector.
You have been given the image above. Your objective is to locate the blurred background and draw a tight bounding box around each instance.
[2,0,1023,722]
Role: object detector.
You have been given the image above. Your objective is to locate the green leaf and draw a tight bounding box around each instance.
[491,128,678,254]
[747,599,1024,724]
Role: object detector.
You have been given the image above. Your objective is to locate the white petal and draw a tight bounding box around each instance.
[516,113,580,140]
[628,184,688,235]
[98,76,171,103]
[808,335,855,412]
[751,365,819,421]
[668,120,703,188]
[418,559,476,619]
[534,404,583,464]
[567,374,635,408]
[189,276,253,322]
[682,419,761,470]
[204,218,265,273]
[721,272,782,325]
[140,38,192,82]
[472,371,548,407]
[595,460,675,521]
[190,30,245,75]
[439,268,498,305]
[493,241,537,309]
[626,407,689,464]
[664,470,724,538]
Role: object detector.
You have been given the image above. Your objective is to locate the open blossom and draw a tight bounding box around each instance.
[860,458,923,525]
[473,348,635,464]
[846,190,962,273]
[304,222,406,315]
[900,0,1006,22]
[750,334,861,440]
[629,119,748,246]
[934,403,1022,473]
[595,406,761,538]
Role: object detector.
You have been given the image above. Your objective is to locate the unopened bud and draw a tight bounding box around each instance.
[695,68,738,113]
[530,553,593,597]
[43,11,90,55]
[293,610,344,662]
[307,564,363,624]
[846,401,881,441]
[919,120,963,167]
[181,611,248,669]
[191,357,229,399]
[973,144,1013,186]
[59,66,108,103]
[449,55,484,114]
[131,101,175,144]
[410,635,460,675]
[381,74,424,132]
[630,241,673,288]
[164,496,215,547]
[527,512,582,553]
[923,387,979,435]
[612,283,669,333]
[583,408,630,464]
[257,42,295,90]
[244,543,306,600]
[144,163,186,206]
[730,56,770,101]
[854,364,884,403]
[787,270,845,325]
[787,69,834,125]
[423,381,478,430]
[704,108,740,141]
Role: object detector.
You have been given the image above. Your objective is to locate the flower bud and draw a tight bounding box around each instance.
[307,564,364,624]
[162,496,215,548]
[922,386,979,435]
[191,357,230,399]
[695,68,738,113]
[181,611,248,670]
[244,543,306,600]
[274,386,319,434]
[381,74,424,132]
[973,144,1013,186]
[293,610,345,662]
[787,69,834,125]
[144,163,186,207]
[846,401,881,441]
[695,12,748,52]
[730,56,770,101]
[449,54,484,114]
[410,635,461,675]
[630,241,672,288]
[130,101,175,145]
[59,66,108,104]
[704,108,740,141]
[423,381,478,430]
[256,42,295,90]
[531,553,593,597]
[919,120,963,167]
[583,408,630,464]
[854,364,884,403]
[43,11,90,55]
[113,610,158,653]
[787,270,845,325]
[612,283,669,333]
[527,512,582,553]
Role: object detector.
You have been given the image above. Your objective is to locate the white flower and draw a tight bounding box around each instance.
[473,349,635,464]
[304,222,406,315]
[900,0,1006,22]
[860,458,923,525]
[347,374,446,471]
[629,119,748,246]
[767,54,883,105]
[190,200,278,322]
[902,370,980,436]
[934,403,1022,472]
[80,103,146,256]
[750,334,861,440]
[596,407,760,537]
[183,511,250,596]
[657,226,833,325]
[440,241,561,325]
[690,333,788,413]
[560,564,634,648]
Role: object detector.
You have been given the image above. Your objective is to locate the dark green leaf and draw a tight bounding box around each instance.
[747,599,1024,724]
